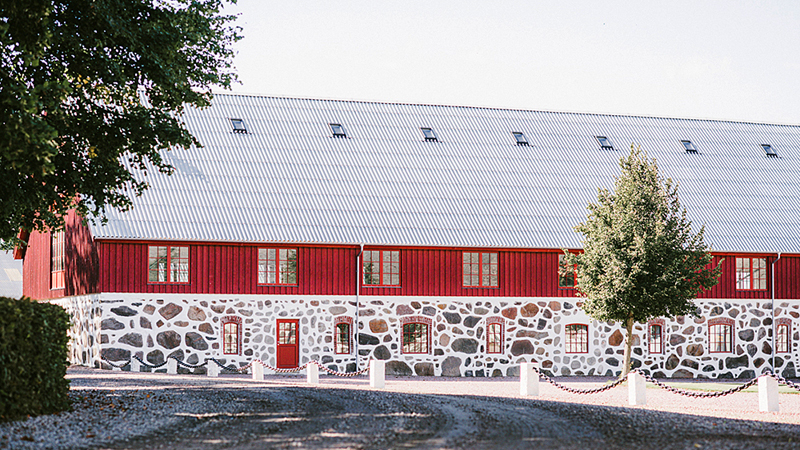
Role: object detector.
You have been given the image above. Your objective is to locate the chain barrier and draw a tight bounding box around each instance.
[173,357,208,369]
[132,355,169,369]
[532,366,627,394]
[632,369,759,398]
[764,370,800,393]
[100,356,131,369]
[311,360,371,377]
[209,358,254,373]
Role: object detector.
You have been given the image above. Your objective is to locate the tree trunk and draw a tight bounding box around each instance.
[621,314,635,379]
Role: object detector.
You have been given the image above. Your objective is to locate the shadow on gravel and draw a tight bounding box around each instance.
[2,386,800,449]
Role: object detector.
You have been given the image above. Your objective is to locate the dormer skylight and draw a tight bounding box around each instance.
[762,144,777,157]
[512,132,528,146]
[330,123,346,138]
[681,140,698,153]
[231,118,247,133]
[421,127,437,141]
[596,136,613,149]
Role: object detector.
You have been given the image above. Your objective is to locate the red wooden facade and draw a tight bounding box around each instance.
[22,220,800,300]
[22,210,98,300]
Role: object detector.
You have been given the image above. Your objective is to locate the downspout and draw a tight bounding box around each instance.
[355,244,364,371]
[771,252,782,372]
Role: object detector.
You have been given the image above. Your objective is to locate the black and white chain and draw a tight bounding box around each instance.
[532,366,627,394]
[632,369,759,398]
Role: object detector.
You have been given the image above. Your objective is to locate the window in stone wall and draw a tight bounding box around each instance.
[148,245,189,283]
[648,319,664,354]
[402,316,431,354]
[565,323,589,353]
[735,256,768,290]
[776,319,791,353]
[363,250,400,286]
[258,248,297,285]
[486,317,504,353]
[463,252,498,287]
[51,231,65,290]
[708,318,733,353]
[222,316,242,355]
[334,316,352,354]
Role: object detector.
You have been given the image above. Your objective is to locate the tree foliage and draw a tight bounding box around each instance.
[565,146,721,375]
[0,0,241,246]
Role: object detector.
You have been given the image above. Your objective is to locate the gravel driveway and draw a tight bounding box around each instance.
[1,367,799,449]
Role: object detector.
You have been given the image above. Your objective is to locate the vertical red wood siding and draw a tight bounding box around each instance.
[97,242,357,295]
[361,249,576,298]
[775,256,800,299]
[22,210,98,300]
[83,240,800,300]
[697,255,772,300]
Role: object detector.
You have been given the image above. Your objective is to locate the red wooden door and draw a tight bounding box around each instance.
[276,319,299,368]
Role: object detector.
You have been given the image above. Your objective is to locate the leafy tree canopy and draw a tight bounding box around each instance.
[0,0,241,247]
[565,145,721,375]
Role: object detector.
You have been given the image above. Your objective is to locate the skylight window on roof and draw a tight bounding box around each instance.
[596,136,613,149]
[330,123,346,138]
[681,140,697,153]
[421,127,437,141]
[762,144,778,157]
[512,132,528,146]
[231,118,247,133]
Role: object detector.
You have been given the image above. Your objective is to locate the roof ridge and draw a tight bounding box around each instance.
[210,91,800,128]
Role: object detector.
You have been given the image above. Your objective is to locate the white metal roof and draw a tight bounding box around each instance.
[90,94,800,253]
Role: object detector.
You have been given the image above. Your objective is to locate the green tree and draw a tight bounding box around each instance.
[565,145,721,378]
[0,0,241,246]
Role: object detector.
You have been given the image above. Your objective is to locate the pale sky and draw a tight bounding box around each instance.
[223,0,800,124]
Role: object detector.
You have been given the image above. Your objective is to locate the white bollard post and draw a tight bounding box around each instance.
[759,375,779,412]
[207,360,219,377]
[370,360,385,389]
[167,357,178,374]
[112,364,122,372]
[130,357,141,373]
[520,362,539,396]
[307,362,320,384]
[252,361,264,381]
[628,371,646,406]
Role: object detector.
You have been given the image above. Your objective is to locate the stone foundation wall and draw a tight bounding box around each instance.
[58,293,799,378]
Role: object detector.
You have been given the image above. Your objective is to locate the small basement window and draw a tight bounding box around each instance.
[512,132,528,146]
[330,123,346,138]
[421,127,437,141]
[596,136,613,149]
[681,140,698,153]
[762,144,778,157]
[230,118,247,133]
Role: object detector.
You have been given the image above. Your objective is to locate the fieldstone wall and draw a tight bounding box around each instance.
[51,295,102,366]
[57,293,798,379]
[92,294,357,373]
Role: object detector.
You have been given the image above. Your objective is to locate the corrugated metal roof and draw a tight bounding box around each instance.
[90,94,800,253]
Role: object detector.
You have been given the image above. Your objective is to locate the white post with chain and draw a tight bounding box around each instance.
[252,361,264,381]
[759,375,779,412]
[370,360,385,389]
[207,360,219,377]
[307,362,320,384]
[167,357,178,374]
[130,357,140,373]
[628,371,646,406]
[520,362,539,396]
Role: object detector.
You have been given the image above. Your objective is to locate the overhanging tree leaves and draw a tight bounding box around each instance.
[0,0,241,246]
[565,145,721,378]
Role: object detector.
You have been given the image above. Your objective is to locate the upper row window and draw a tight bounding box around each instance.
[735,256,767,290]
[363,250,400,286]
[148,246,189,283]
[463,252,498,287]
[51,231,65,290]
[258,248,297,285]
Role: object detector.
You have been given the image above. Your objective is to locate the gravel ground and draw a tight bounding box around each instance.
[1,367,799,449]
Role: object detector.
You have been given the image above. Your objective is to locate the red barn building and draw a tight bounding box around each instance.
[21,95,800,378]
